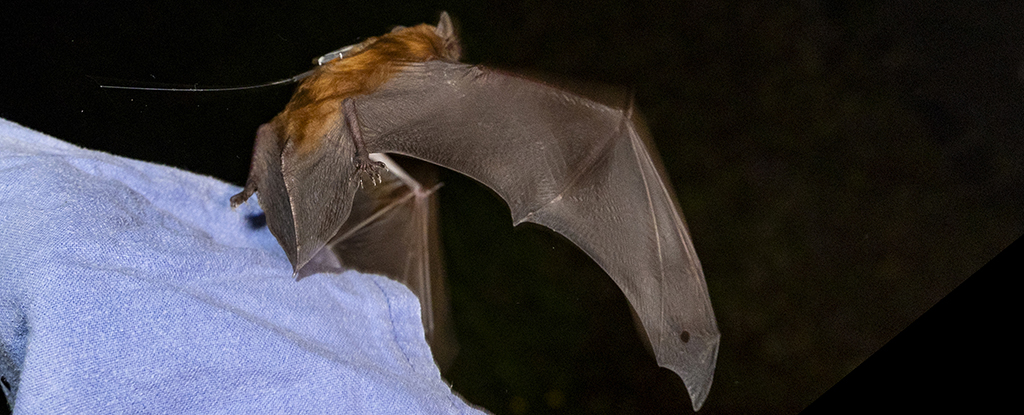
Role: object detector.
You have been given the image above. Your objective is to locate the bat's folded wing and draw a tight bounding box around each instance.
[356,61,720,410]
[246,121,362,273]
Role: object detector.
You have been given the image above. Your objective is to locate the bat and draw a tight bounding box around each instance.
[227,12,720,410]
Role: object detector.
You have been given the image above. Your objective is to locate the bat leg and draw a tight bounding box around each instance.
[230,123,281,208]
[342,98,387,186]
[229,187,253,208]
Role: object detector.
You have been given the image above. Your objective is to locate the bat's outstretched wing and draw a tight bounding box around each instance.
[353,61,719,410]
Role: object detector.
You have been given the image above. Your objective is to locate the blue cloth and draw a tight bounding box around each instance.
[0,118,483,414]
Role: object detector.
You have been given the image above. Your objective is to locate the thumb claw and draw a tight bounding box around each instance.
[352,158,387,188]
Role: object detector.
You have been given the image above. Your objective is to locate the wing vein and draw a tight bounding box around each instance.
[626,116,668,350]
[520,102,620,224]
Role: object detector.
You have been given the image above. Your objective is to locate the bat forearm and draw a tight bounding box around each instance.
[343,98,385,185]
[342,98,370,161]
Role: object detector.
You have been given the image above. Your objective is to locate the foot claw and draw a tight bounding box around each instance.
[229,189,254,209]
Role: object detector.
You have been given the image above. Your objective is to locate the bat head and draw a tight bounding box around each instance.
[368,12,462,63]
[432,12,462,62]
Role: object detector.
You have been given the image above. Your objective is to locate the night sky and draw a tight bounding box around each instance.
[2,1,1021,413]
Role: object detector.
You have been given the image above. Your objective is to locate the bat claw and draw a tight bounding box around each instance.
[353,158,387,187]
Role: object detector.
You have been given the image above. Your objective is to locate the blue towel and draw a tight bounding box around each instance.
[0,118,483,414]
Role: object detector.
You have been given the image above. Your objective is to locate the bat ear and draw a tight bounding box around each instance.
[435,11,462,61]
[435,12,455,38]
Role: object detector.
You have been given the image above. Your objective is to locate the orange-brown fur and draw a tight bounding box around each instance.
[272,24,451,154]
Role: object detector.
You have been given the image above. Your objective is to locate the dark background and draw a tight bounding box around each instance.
[2,1,1021,413]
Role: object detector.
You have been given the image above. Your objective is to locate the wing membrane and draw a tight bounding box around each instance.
[356,61,719,409]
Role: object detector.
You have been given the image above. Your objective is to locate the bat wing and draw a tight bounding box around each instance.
[353,61,719,410]
[326,154,457,370]
[233,121,361,273]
